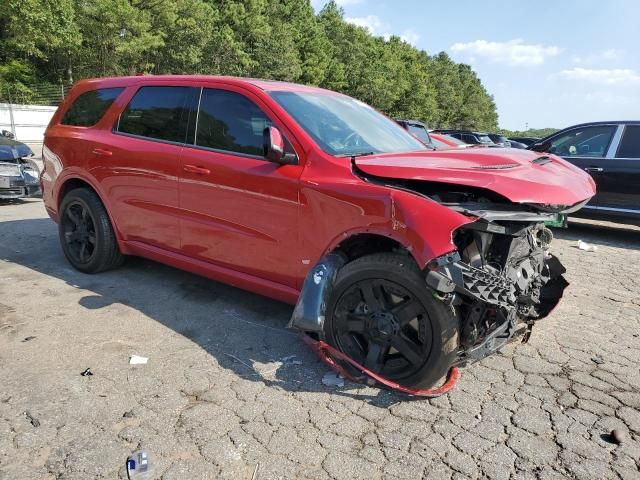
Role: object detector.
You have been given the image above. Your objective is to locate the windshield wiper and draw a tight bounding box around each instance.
[338,151,376,158]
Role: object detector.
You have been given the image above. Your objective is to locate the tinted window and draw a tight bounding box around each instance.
[117,86,194,143]
[196,89,272,156]
[61,88,123,127]
[616,125,640,158]
[549,125,616,157]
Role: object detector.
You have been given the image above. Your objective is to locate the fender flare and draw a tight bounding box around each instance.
[288,252,347,332]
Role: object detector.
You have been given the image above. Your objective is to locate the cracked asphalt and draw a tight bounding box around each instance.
[1,199,639,480]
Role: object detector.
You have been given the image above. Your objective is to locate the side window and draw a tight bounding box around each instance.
[196,89,272,156]
[117,86,194,143]
[549,125,616,157]
[616,125,640,158]
[61,87,123,127]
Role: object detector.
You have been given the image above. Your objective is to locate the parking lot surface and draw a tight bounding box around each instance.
[1,199,639,479]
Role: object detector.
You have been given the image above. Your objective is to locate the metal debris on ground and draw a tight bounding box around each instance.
[24,411,40,428]
[21,336,36,342]
[129,355,148,365]
[591,356,605,365]
[322,372,345,387]
[126,450,152,479]
[577,240,598,252]
[80,367,93,376]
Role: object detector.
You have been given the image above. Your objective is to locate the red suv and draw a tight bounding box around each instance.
[42,76,595,388]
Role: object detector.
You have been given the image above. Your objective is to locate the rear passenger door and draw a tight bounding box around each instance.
[594,124,640,216]
[178,86,302,287]
[94,84,198,251]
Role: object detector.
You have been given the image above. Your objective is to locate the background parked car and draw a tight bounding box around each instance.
[529,121,640,225]
[0,132,41,199]
[429,132,474,150]
[486,133,511,147]
[394,119,435,148]
[509,136,540,146]
[506,139,527,149]
[432,129,496,146]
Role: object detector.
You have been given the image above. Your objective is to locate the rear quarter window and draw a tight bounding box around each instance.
[61,88,124,127]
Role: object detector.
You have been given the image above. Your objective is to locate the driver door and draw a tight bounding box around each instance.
[545,124,618,209]
[178,86,303,288]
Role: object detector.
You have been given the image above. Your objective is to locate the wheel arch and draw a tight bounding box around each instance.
[56,175,125,244]
[327,231,419,266]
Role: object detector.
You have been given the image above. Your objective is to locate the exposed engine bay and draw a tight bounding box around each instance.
[420,185,572,365]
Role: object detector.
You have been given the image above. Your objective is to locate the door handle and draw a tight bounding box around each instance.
[584,167,604,173]
[92,148,112,157]
[183,164,210,175]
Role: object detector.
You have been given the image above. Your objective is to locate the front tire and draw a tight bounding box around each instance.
[322,253,459,389]
[59,188,123,273]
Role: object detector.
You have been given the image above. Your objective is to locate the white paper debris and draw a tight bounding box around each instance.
[577,240,598,252]
[129,355,148,365]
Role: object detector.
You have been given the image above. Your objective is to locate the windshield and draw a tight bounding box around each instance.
[269,91,426,156]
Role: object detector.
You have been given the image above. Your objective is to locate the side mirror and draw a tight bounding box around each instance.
[263,125,294,164]
[530,140,551,153]
[1,130,14,139]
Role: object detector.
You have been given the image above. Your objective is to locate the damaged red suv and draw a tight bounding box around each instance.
[42,76,595,388]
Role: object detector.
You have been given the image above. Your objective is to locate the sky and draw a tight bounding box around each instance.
[311,0,640,131]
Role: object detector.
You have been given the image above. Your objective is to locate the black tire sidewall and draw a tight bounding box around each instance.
[58,188,119,273]
[323,254,459,389]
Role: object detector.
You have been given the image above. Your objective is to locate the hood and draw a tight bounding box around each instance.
[0,137,33,161]
[354,148,596,206]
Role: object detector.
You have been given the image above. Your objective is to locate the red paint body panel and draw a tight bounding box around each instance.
[355,148,596,206]
[42,75,595,304]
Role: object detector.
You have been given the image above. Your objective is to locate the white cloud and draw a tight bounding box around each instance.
[572,48,622,64]
[450,39,562,66]
[345,14,384,34]
[346,16,420,46]
[399,29,420,46]
[556,67,640,85]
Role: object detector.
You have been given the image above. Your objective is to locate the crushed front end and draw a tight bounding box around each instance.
[425,198,578,365]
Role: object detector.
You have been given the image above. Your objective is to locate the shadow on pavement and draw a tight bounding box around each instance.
[0,216,407,407]
[554,219,640,250]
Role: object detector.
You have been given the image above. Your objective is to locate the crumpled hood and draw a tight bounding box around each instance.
[354,148,596,206]
[0,137,33,161]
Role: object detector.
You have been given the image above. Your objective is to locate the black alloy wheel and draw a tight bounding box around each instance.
[58,188,123,273]
[61,199,97,265]
[324,253,459,389]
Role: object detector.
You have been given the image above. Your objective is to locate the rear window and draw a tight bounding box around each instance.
[616,125,640,158]
[61,88,123,127]
[116,86,195,143]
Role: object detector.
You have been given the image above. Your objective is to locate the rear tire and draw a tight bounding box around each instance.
[322,253,459,389]
[59,188,123,273]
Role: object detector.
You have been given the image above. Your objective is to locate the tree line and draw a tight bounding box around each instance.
[0,0,499,130]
